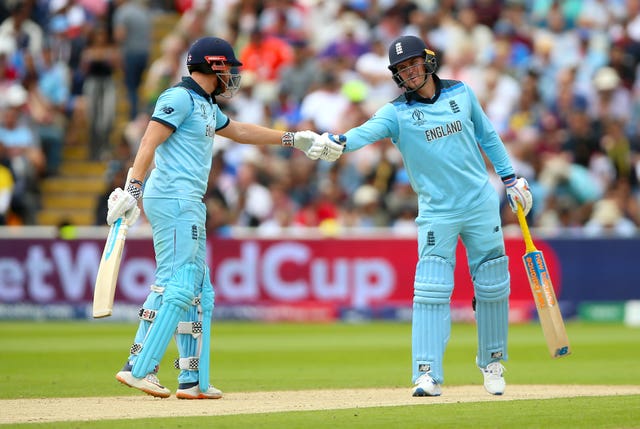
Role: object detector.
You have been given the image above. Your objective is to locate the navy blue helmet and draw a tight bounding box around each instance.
[187,37,242,97]
[387,35,437,89]
[187,36,242,69]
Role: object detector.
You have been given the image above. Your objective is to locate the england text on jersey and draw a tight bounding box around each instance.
[424,120,463,142]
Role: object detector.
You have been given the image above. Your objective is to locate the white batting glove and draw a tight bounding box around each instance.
[504,176,533,216]
[319,133,346,162]
[285,130,323,160]
[106,187,140,226]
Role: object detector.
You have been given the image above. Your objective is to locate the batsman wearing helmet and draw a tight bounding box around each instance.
[106,36,344,399]
[333,35,532,396]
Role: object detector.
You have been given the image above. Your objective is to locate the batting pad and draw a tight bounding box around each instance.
[473,256,510,368]
[412,256,454,384]
[132,264,199,379]
[128,290,163,361]
[174,266,215,391]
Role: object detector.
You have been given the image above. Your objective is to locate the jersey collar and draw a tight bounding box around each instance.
[178,77,217,103]
[407,74,441,104]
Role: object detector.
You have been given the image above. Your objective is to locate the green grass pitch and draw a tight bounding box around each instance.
[1,320,639,428]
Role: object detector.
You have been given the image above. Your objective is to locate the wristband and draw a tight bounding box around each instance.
[126,183,142,200]
[281,131,294,147]
[502,175,516,187]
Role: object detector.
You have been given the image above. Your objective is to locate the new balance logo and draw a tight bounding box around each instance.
[418,363,431,372]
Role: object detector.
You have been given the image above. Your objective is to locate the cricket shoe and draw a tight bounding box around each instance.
[116,370,171,398]
[412,373,442,397]
[176,382,223,399]
[479,361,506,395]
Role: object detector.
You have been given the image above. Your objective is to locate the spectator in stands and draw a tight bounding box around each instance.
[0,144,14,225]
[227,160,273,227]
[142,31,187,112]
[25,41,70,176]
[0,0,44,76]
[15,0,640,235]
[298,71,350,134]
[238,26,294,105]
[80,24,119,160]
[354,37,401,114]
[349,183,388,228]
[0,83,45,224]
[113,0,151,120]
[318,11,371,70]
[257,0,309,43]
[589,66,632,123]
[278,38,321,105]
[584,196,637,237]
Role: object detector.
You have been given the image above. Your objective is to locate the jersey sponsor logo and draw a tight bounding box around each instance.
[160,105,174,114]
[424,120,463,142]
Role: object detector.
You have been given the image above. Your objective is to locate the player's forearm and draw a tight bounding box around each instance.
[220,121,287,146]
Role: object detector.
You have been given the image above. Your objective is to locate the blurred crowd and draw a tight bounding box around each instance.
[3,0,640,238]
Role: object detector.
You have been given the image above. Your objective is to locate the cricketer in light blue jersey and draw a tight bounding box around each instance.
[106,36,344,400]
[144,78,229,202]
[338,35,533,397]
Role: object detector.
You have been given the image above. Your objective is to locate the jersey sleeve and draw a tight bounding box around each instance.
[466,84,514,178]
[150,87,194,131]
[214,105,230,131]
[344,103,398,152]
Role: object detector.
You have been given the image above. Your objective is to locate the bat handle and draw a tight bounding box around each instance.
[516,203,537,253]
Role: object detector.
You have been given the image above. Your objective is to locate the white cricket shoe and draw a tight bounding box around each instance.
[176,383,223,400]
[479,361,506,395]
[116,370,171,398]
[412,373,442,397]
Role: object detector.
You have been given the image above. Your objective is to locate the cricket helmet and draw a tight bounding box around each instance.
[187,37,243,97]
[387,35,437,89]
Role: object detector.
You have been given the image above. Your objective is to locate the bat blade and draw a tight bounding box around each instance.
[92,217,129,318]
[93,168,134,318]
[522,249,571,358]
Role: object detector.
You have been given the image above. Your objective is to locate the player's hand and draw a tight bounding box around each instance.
[106,187,140,226]
[319,133,346,162]
[504,177,532,216]
[292,130,324,160]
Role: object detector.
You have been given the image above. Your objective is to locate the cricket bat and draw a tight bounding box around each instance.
[516,204,571,358]
[92,169,133,318]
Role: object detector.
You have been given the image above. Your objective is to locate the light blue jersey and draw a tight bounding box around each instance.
[344,74,514,386]
[344,75,514,218]
[143,77,230,201]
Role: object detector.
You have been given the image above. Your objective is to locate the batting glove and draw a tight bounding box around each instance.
[503,176,533,216]
[106,187,140,226]
[281,130,321,160]
[319,133,346,162]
